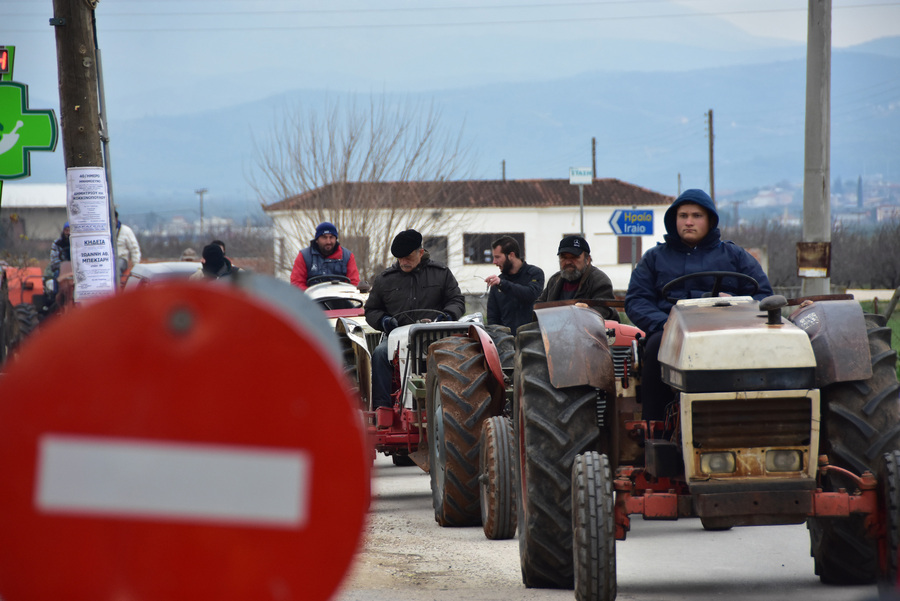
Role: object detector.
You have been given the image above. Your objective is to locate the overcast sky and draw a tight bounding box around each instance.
[4,0,899,110]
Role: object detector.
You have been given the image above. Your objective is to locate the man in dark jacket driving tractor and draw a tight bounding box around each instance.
[625,188,774,423]
[364,229,466,410]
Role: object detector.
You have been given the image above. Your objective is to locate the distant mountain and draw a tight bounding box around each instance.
[19,38,900,220]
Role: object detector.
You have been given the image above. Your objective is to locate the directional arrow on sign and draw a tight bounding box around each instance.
[0,81,58,180]
[609,209,654,236]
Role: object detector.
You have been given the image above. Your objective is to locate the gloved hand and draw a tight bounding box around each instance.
[434,313,449,322]
[381,315,399,333]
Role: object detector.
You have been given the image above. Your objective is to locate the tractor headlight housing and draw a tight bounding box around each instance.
[766,450,802,472]
[700,452,736,474]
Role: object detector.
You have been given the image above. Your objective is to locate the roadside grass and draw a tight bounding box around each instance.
[858,300,900,380]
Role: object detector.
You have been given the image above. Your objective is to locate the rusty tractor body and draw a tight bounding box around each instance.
[336,303,517,530]
[514,291,900,600]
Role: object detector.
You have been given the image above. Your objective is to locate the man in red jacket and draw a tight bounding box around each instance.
[290,221,360,290]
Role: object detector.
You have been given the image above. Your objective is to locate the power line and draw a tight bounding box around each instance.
[4,2,899,32]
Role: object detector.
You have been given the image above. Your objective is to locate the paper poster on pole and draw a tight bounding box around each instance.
[66,166,111,235]
[71,234,116,301]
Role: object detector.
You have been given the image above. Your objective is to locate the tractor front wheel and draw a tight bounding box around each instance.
[426,335,495,526]
[572,451,617,601]
[479,415,516,540]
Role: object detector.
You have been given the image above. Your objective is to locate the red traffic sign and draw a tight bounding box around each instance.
[0,281,369,601]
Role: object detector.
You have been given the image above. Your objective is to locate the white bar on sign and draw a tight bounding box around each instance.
[35,434,310,528]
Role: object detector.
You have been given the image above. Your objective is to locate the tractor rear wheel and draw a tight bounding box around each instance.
[480,415,516,540]
[878,450,900,592]
[515,322,603,589]
[809,313,900,585]
[426,335,494,526]
[484,324,515,370]
[572,451,616,601]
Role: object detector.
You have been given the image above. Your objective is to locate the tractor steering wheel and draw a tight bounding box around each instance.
[393,308,452,324]
[661,270,759,304]
[306,274,352,286]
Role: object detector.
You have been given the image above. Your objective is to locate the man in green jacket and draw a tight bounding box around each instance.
[364,229,465,410]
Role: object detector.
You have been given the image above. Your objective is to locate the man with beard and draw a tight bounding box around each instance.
[485,235,544,334]
[290,221,360,290]
[535,235,618,321]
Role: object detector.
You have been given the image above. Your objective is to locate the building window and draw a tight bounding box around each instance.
[617,236,642,264]
[463,233,525,264]
[423,236,448,264]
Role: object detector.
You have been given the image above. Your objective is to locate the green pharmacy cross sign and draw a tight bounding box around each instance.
[0,82,58,180]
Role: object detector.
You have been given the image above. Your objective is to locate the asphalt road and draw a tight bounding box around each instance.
[335,455,883,601]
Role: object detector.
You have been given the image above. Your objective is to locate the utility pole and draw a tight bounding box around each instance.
[592,137,597,178]
[52,0,117,300]
[52,0,102,169]
[706,109,715,206]
[196,188,208,237]
[800,0,832,297]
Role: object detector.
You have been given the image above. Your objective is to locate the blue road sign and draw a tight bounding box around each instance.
[609,209,653,236]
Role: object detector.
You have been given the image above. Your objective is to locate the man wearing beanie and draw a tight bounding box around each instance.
[364,229,465,410]
[290,221,360,290]
[625,188,773,423]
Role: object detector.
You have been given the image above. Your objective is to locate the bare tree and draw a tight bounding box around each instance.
[251,94,475,282]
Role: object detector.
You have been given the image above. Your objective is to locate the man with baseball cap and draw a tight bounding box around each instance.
[535,235,618,321]
[290,221,360,290]
[364,229,465,410]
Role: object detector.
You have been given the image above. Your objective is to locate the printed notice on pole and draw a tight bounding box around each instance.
[71,235,116,302]
[66,167,110,235]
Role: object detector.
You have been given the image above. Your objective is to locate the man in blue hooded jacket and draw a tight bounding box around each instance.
[625,189,774,422]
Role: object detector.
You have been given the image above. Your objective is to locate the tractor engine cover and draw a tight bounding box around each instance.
[658,297,817,393]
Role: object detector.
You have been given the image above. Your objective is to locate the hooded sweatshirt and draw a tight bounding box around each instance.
[624,189,773,335]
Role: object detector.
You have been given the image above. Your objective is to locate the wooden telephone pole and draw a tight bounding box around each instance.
[51,0,103,170]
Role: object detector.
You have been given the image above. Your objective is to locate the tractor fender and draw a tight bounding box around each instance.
[788,299,873,386]
[467,325,507,414]
[534,304,616,392]
[335,317,371,359]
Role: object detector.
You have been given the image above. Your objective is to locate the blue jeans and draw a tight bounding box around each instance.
[372,339,392,409]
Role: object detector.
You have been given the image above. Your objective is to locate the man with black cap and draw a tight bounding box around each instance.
[535,235,618,321]
[290,221,360,290]
[364,229,466,410]
[625,188,773,423]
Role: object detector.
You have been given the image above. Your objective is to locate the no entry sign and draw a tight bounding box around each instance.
[0,280,369,601]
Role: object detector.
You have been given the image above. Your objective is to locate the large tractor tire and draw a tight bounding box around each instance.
[515,322,604,589]
[1,303,39,362]
[479,415,516,540]
[426,335,495,527]
[809,313,900,585]
[572,451,616,601]
[483,324,515,370]
[878,450,900,592]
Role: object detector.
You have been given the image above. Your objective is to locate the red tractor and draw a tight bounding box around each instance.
[514,278,900,600]
[0,261,44,362]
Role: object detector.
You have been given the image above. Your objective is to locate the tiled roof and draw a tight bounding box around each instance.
[263,179,674,212]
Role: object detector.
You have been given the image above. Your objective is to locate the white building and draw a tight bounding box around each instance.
[0,182,68,240]
[263,179,674,294]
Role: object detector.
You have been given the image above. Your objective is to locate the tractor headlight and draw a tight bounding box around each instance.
[700,452,736,474]
[766,450,802,472]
